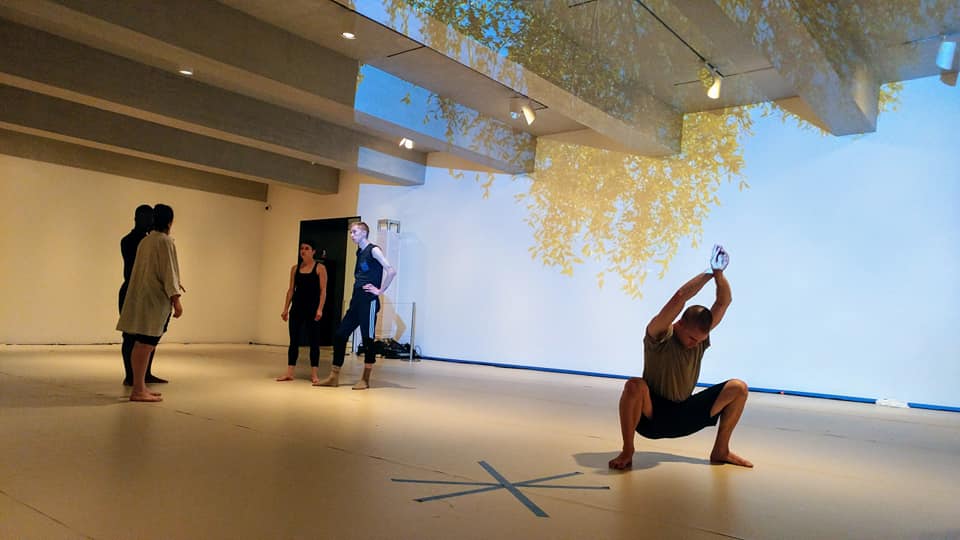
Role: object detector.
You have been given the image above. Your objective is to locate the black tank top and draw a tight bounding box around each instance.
[291,262,321,316]
[353,244,383,298]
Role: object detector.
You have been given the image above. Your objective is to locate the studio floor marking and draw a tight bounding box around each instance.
[392,460,610,517]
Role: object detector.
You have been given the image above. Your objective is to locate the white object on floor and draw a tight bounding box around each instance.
[875,398,910,408]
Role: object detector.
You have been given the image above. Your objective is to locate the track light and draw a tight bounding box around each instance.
[509,97,536,125]
[520,103,536,125]
[398,137,414,150]
[936,37,957,71]
[707,68,722,100]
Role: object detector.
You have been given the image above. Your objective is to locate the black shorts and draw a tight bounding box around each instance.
[133,334,162,346]
[132,314,171,347]
[636,381,728,439]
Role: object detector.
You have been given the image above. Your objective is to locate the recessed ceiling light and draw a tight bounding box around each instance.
[178,67,194,76]
[341,32,356,40]
[399,137,414,150]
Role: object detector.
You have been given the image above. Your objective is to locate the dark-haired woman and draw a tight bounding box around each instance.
[117,203,183,402]
[276,241,327,384]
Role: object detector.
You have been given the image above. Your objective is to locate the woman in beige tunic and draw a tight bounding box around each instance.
[117,204,183,402]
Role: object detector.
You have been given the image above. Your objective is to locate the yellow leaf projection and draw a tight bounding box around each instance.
[524,108,748,295]
[379,0,908,297]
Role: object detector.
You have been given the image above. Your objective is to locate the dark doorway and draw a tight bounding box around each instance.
[299,216,360,346]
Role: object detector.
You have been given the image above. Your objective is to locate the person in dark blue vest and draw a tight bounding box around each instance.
[316,221,396,390]
[118,204,166,385]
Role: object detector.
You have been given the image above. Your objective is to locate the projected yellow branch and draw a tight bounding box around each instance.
[379,0,907,298]
[524,107,751,298]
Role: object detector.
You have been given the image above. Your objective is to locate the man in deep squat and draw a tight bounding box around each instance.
[316,221,396,390]
[609,245,752,469]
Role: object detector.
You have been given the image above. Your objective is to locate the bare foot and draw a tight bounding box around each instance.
[148,390,162,397]
[710,450,753,467]
[608,450,634,470]
[311,376,321,385]
[129,392,163,402]
[313,372,339,387]
[276,375,294,382]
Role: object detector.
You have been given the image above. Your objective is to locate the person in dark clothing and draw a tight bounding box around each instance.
[119,205,167,385]
[277,240,328,384]
[316,222,396,390]
[117,204,183,402]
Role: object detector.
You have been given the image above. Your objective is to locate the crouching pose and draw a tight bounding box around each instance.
[609,245,752,469]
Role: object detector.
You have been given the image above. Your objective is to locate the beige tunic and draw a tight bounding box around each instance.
[116,231,181,337]
[642,326,710,402]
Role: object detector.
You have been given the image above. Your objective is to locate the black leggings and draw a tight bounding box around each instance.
[333,295,380,367]
[288,314,320,367]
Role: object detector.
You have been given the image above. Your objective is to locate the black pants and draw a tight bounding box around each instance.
[333,295,380,367]
[288,313,321,367]
[119,283,156,380]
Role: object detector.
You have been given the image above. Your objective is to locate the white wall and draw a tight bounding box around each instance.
[357,77,960,408]
[0,155,265,344]
[0,154,374,347]
[3,78,957,410]
[358,161,643,367]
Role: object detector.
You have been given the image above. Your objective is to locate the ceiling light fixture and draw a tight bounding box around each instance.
[936,36,957,71]
[634,1,729,101]
[341,31,356,40]
[399,137,414,150]
[520,102,536,125]
[509,97,536,125]
[178,67,194,76]
[707,67,723,100]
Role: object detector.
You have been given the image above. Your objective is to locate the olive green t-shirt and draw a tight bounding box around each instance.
[642,326,710,402]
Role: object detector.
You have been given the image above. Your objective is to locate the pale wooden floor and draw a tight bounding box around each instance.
[1,344,958,540]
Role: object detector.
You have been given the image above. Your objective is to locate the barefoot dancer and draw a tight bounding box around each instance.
[116,204,183,403]
[277,240,327,384]
[609,245,753,469]
[315,221,396,390]
[118,204,167,386]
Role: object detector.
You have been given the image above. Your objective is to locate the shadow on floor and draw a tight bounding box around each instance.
[0,372,128,408]
[573,451,711,472]
[266,374,416,390]
[0,388,123,408]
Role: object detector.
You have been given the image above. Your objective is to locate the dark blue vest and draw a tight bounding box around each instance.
[353,243,383,298]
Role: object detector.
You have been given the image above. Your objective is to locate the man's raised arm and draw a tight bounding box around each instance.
[646,272,714,341]
[707,244,732,329]
[709,269,732,330]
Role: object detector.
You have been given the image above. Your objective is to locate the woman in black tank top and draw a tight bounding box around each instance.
[276,241,328,384]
